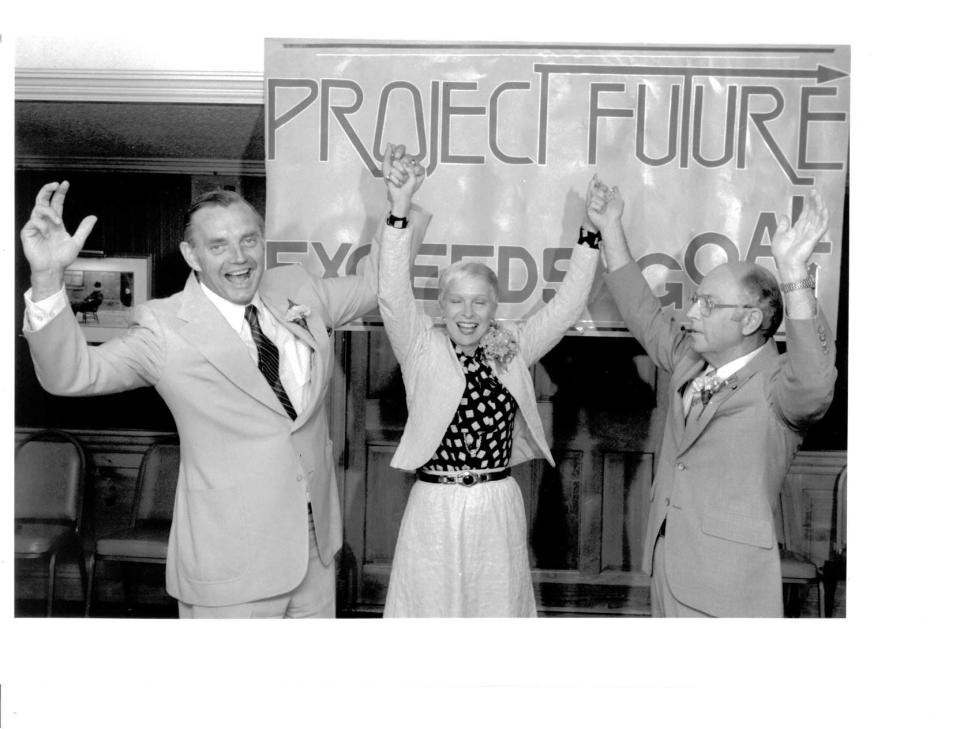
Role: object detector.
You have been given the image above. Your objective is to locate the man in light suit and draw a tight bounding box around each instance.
[586,181,836,617]
[20,162,424,617]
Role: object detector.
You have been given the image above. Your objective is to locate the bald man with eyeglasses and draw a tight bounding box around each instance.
[583,178,837,617]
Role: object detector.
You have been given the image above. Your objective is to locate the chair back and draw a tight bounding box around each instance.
[776,483,804,554]
[15,429,86,530]
[131,443,180,528]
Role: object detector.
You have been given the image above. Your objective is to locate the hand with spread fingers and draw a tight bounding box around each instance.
[772,188,830,279]
[21,180,98,300]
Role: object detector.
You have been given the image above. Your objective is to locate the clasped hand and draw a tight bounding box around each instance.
[382,143,425,217]
[584,174,623,233]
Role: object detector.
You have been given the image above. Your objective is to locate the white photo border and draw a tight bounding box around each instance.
[63,255,151,342]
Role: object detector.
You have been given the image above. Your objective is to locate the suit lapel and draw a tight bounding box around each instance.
[677,379,739,454]
[296,333,329,427]
[670,357,708,449]
[259,289,318,351]
[176,275,288,418]
[675,341,778,456]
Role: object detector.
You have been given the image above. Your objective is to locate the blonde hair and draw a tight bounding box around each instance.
[437,261,500,304]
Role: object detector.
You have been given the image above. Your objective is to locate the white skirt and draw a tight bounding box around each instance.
[383,475,537,618]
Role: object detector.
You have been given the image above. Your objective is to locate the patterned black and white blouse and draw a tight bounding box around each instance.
[420,343,518,471]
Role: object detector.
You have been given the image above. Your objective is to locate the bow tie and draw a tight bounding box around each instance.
[689,371,726,405]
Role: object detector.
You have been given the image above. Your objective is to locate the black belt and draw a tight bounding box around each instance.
[416,468,511,487]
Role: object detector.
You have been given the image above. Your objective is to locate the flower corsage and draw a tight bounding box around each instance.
[285,300,312,331]
[690,373,726,405]
[479,321,519,367]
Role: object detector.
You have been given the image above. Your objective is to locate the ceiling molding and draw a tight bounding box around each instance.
[16,155,265,176]
[15,68,264,105]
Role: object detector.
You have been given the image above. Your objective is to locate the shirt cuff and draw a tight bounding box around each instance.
[23,286,69,332]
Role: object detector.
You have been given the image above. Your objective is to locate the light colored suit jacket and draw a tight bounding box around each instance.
[24,228,409,607]
[379,231,600,471]
[605,262,836,617]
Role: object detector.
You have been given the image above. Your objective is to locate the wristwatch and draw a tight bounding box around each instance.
[780,275,816,292]
[386,213,409,229]
[578,227,601,249]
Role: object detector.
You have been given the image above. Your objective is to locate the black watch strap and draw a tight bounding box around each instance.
[578,227,601,249]
[386,213,409,229]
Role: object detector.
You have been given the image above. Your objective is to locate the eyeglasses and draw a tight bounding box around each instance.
[689,294,754,318]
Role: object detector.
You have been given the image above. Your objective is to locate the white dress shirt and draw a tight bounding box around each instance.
[196,283,312,413]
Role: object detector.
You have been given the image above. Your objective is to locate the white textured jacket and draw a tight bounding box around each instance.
[378,230,600,471]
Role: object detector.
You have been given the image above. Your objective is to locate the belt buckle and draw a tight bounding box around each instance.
[458,471,478,487]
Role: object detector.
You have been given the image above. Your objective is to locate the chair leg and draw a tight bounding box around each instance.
[85,555,98,617]
[45,552,59,617]
[77,549,88,606]
[817,578,826,618]
[120,564,137,615]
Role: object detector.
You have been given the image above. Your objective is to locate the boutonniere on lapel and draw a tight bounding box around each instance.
[479,321,519,367]
[689,372,728,406]
[285,300,312,332]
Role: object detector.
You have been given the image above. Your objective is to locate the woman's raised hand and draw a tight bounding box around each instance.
[382,143,425,218]
[584,175,623,233]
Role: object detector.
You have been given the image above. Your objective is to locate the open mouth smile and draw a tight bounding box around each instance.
[224,267,254,284]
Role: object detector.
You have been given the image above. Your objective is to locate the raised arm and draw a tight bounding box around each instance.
[772,188,829,320]
[770,189,837,427]
[517,178,601,364]
[376,143,431,365]
[19,181,163,395]
[592,177,689,373]
[313,147,427,328]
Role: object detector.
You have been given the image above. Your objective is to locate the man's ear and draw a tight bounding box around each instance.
[741,308,763,337]
[179,240,200,272]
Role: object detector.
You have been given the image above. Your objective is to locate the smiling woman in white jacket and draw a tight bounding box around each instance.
[377,145,601,617]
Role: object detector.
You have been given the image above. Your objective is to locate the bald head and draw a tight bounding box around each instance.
[720,262,783,341]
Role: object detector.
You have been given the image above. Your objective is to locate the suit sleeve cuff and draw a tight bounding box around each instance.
[784,300,820,320]
[23,286,69,332]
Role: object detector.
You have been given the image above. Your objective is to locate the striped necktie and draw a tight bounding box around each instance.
[244,304,298,420]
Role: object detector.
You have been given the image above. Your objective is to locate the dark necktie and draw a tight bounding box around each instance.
[244,304,298,420]
[685,369,716,424]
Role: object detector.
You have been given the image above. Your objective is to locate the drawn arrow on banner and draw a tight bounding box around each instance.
[533,63,848,84]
